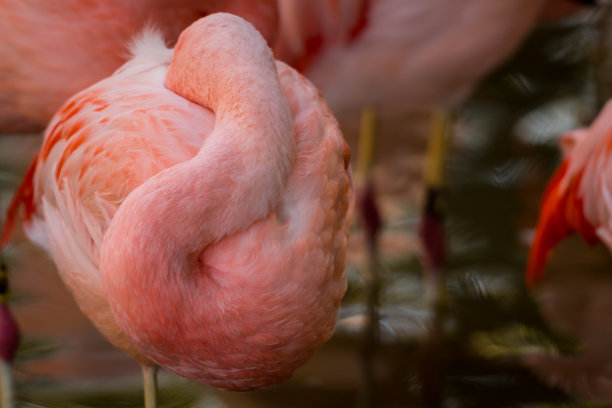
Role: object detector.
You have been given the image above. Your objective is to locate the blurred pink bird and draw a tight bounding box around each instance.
[526,101,611,288]
[0,0,278,133]
[525,100,612,401]
[2,12,352,404]
[273,0,592,115]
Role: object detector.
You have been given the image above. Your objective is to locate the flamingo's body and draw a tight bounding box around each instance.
[273,0,589,115]
[0,0,277,133]
[2,13,352,390]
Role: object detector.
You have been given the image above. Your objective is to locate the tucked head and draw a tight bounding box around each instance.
[165,12,277,104]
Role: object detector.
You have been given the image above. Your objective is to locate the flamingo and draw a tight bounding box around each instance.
[273,0,596,116]
[525,101,612,288]
[1,12,353,406]
[525,100,612,400]
[0,0,278,133]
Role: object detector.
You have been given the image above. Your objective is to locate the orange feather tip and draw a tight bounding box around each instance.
[1,157,39,249]
[1,197,19,249]
[526,160,597,288]
[526,161,572,288]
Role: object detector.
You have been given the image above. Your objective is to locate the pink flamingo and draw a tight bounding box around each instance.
[525,101,611,288]
[273,0,594,115]
[2,12,353,406]
[526,100,612,400]
[0,0,278,133]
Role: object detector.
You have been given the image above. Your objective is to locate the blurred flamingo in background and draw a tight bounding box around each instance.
[273,0,595,116]
[265,1,601,404]
[1,12,352,407]
[525,100,612,401]
[525,101,612,288]
[0,0,278,133]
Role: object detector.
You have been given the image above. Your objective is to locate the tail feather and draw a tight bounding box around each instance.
[526,160,597,288]
[1,157,38,248]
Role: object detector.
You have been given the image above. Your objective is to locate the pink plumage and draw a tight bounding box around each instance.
[0,0,278,133]
[273,0,589,115]
[525,101,612,402]
[3,13,353,390]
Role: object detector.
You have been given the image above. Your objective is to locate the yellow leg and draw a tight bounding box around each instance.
[0,360,14,408]
[141,364,158,408]
[357,107,380,408]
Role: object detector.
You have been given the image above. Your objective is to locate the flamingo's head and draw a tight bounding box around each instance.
[150,0,279,48]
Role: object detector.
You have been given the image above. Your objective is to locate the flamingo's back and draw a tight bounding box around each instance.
[274,0,552,114]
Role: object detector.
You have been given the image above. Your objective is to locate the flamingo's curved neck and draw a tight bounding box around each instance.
[160,12,296,246]
[99,14,296,373]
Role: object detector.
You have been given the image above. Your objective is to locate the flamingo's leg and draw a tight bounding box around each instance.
[142,364,158,408]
